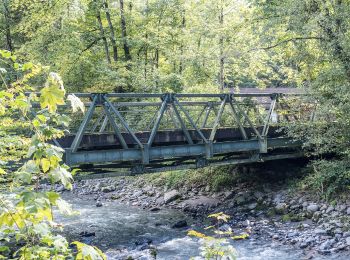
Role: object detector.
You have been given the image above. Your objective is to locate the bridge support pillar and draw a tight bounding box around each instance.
[142,144,150,164]
[259,137,267,153]
[205,141,213,159]
[64,148,73,166]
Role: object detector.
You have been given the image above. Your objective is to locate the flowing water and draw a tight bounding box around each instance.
[57,195,343,260]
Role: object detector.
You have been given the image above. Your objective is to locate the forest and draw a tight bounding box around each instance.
[1,0,350,259]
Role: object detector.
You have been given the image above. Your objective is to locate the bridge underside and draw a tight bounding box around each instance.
[58,126,302,175]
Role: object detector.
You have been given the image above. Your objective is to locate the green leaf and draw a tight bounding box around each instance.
[72,241,106,260]
[22,62,33,71]
[46,191,60,204]
[0,246,9,253]
[49,167,73,189]
[0,50,11,59]
[41,158,51,173]
[40,74,65,113]
[53,235,68,252]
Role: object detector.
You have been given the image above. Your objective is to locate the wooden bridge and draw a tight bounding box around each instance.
[53,92,310,176]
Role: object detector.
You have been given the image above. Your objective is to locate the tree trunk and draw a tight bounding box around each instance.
[218,2,224,91]
[96,5,111,64]
[3,0,13,52]
[103,0,118,62]
[144,0,149,80]
[155,49,159,69]
[179,8,185,74]
[119,0,132,61]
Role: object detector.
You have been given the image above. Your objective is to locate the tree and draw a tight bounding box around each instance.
[0,50,105,259]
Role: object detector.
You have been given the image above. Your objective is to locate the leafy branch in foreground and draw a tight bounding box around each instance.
[188,212,245,260]
[0,50,105,260]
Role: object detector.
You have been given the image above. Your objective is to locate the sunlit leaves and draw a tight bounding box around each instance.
[0,50,108,259]
[49,167,73,190]
[40,85,65,113]
[208,212,230,222]
[72,241,106,260]
[56,198,75,216]
[41,158,51,173]
[188,230,207,238]
[0,50,11,59]
[67,94,85,113]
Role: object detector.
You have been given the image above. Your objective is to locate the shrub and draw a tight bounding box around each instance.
[304,159,350,199]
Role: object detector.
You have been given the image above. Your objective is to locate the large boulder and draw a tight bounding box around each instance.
[306,204,319,213]
[164,190,181,204]
[181,196,220,211]
[101,185,116,193]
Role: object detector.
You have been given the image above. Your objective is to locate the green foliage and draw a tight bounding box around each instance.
[146,166,237,191]
[0,0,301,92]
[0,51,105,259]
[302,160,350,200]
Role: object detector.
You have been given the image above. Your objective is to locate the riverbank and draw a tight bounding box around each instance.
[55,161,350,259]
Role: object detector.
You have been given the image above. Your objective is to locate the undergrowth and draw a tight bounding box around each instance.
[145,166,238,191]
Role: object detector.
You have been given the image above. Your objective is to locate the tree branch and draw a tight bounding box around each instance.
[250,37,323,51]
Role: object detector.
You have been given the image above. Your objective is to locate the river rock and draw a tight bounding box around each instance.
[171,220,188,228]
[224,191,235,200]
[325,206,334,214]
[314,228,327,235]
[93,183,102,192]
[343,231,350,238]
[181,196,220,211]
[135,237,152,246]
[150,207,160,212]
[101,185,115,193]
[319,239,334,250]
[275,203,287,214]
[307,204,319,213]
[96,201,103,207]
[347,207,350,215]
[346,237,350,246]
[247,202,257,210]
[79,231,95,237]
[164,190,181,204]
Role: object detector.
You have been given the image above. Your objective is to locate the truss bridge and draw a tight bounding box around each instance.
[52,92,311,176]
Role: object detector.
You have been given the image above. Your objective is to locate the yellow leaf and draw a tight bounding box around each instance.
[187,230,207,238]
[231,233,249,240]
[41,158,50,173]
[40,84,65,113]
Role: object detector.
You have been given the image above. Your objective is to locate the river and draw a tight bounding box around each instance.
[55,195,330,260]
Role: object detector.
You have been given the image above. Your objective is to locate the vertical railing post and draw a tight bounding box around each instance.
[171,96,194,145]
[227,96,247,140]
[262,94,277,136]
[209,95,227,141]
[147,94,169,147]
